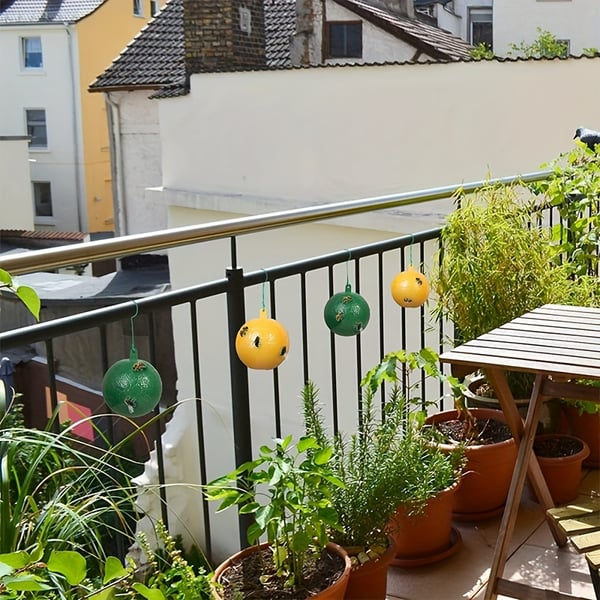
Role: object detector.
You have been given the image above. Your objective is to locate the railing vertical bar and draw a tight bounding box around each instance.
[327,265,339,434]
[225,266,252,548]
[300,272,309,385]
[354,258,363,422]
[98,324,116,445]
[400,248,408,398]
[189,300,211,560]
[270,280,282,439]
[418,240,427,412]
[146,311,169,530]
[44,340,59,433]
[377,252,386,413]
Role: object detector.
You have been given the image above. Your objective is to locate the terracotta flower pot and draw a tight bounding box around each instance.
[560,405,600,468]
[344,537,396,600]
[212,541,351,599]
[425,408,517,520]
[387,482,462,567]
[534,434,590,505]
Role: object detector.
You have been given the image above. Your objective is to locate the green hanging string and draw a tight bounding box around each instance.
[261,270,268,311]
[129,300,139,361]
[345,250,352,292]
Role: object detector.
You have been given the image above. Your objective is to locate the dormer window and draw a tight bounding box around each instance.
[326,22,363,59]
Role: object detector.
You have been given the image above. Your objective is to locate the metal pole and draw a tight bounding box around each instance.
[225,266,253,548]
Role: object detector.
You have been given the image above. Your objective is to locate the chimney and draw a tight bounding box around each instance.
[183,0,266,77]
[290,0,324,66]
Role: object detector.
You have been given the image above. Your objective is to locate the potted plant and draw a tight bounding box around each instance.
[533,433,590,505]
[205,433,351,599]
[558,396,600,468]
[301,378,422,597]
[359,348,466,568]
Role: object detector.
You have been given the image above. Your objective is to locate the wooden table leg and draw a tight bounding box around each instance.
[484,372,548,600]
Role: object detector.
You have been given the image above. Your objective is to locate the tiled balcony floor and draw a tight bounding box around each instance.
[387,467,599,600]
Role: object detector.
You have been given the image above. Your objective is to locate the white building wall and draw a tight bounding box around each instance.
[0,136,34,229]
[106,90,164,236]
[0,24,84,232]
[494,0,600,56]
[435,0,493,45]
[148,57,600,559]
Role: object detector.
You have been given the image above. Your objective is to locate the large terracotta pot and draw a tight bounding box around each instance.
[387,481,462,568]
[344,537,396,600]
[560,405,600,468]
[534,434,590,505]
[212,541,351,599]
[425,408,518,520]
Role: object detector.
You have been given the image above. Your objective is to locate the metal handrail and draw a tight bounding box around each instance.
[0,171,551,275]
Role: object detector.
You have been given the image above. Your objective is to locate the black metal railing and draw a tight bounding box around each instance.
[0,171,555,563]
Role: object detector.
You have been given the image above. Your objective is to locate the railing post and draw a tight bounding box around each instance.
[225,266,253,548]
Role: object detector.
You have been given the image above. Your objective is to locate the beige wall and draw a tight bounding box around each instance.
[159,57,600,211]
[0,136,34,229]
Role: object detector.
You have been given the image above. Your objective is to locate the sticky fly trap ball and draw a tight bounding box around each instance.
[102,303,162,417]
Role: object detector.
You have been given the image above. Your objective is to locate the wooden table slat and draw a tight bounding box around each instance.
[572,530,600,552]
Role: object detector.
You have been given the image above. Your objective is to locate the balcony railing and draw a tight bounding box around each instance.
[0,170,552,563]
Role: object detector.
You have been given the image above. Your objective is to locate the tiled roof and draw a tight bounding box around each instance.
[89,0,185,91]
[90,0,295,94]
[333,0,473,61]
[0,0,105,24]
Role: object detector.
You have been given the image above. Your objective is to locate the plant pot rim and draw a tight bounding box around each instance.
[534,433,590,463]
[212,541,351,599]
[425,407,516,450]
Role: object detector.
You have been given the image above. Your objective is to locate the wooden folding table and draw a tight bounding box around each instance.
[439,304,600,600]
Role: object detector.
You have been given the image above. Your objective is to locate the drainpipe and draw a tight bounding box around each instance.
[105,94,128,236]
[65,24,86,232]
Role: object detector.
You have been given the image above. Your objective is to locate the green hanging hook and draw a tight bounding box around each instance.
[130,300,139,361]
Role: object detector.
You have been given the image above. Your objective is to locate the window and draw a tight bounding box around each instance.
[21,36,43,68]
[26,109,47,148]
[33,181,53,217]
[150,0,159,16]
[133,0,142,16]
[468,8,493,49]
[326,22,362,59]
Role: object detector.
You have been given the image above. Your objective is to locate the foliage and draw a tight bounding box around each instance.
[508,28,569,59]
[0,269,40,321]
[432,183,600,398]
[205,434,343,590]
[0,520,212,599]
[302,349,464,549]
[469,42,494,60]
[529,145,600,277]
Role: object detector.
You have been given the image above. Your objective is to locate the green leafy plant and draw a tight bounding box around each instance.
[529,145,600,277]
[0,520,212,599]
[0,268,40,320]
[432,182,600,399]
[508,28,569,58]
[205,434,343,591]
[469,42,494,60]
[302,348,464,556]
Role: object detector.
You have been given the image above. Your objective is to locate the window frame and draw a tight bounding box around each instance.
[32,181,54,220]
[150,0,159,16]
[21,36,43,70]
[325,21,363,59]
[468,7,493,49]
[26,108,48,149]
[133,0,143,17]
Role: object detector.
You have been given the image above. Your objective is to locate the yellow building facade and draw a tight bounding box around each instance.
[77,0,164,233]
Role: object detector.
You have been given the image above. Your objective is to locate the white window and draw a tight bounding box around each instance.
[21,36,43,69]
[33,181,53,217]
[26,109,47,148]
[133,0,142,16]
[468,8,493,49]
[150,0,159,16]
